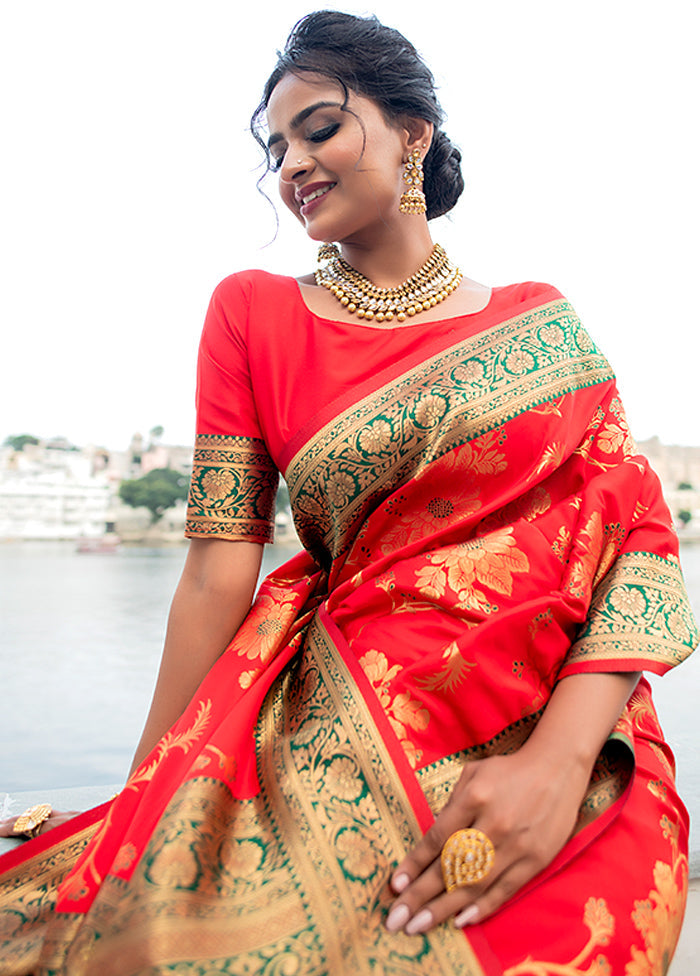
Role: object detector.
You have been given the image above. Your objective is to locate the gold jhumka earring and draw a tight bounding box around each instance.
[399,148,427,215]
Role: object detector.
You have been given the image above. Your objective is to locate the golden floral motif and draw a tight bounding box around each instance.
[534,441,567,477]
[667,609,692,643]
[324,757,364,802]
[413,393,447,428]
[378,483,480,558]
[113,842,138,874]
[530,397,565,417]
[632,501,650,524]
[504,895,615,976]
[418,527,530,613]
[609,586,647,618]
[576,330,595,353]
[201,468,236,500]
[552,525,573,562]
[359,649,429,767]
[458,429,508,476]
[357,418,393,454]
[128,700,213,790]
[219,838,263,879]
[417,640,477,693]
[625,816,688,976]
[200,744,237,782]
[504,348,536,375]
[452,359,485,384]
[563,511,603,602]
[598,418,635,459]
[426,497,455,519]
[234,589,301,667]
[326,470,357,508]
[488,484,552,532]
[239,667,261,690]
[539,323,567,346]
[528,608,554,640]
[335,828,379,880]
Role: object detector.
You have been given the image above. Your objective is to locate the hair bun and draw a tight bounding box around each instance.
[423,130,464,220]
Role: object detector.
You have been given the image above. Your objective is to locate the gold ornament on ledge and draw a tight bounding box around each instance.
[315,242,462,324]
[12,803,53,839]
[399,148,427,215]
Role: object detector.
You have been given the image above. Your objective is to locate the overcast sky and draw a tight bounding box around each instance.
[2,0,698,450]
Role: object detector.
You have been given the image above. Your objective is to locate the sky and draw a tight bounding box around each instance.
[2,0,699,451]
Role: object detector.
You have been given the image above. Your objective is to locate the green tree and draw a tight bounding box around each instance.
[119,468,189,524]
[678,509,692,528]
[678,481,693,491]
[3,434,40,451]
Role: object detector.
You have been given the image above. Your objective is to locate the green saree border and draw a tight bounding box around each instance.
[285,299,613,556]
[566,551,699,670]
[185,433,278,542]
[257,615,488,974]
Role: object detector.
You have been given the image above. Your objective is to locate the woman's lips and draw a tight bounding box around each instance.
[298,183,336,218]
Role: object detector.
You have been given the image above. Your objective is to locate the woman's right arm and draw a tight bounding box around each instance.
[128,537,263,776]
[0,538,261,838]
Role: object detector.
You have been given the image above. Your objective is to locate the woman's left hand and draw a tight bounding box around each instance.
[385,744,591,935]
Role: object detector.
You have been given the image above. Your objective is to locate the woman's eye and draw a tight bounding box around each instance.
[308,122,340,143]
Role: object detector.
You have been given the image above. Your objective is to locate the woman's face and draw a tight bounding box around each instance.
[265,72,409,245]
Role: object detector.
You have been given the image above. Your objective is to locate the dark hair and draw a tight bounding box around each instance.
[251,10,464,220]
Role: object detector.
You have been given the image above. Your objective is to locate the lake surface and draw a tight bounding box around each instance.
[2,540,699,869]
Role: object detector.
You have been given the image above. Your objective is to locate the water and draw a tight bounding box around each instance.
[1,541,699,867]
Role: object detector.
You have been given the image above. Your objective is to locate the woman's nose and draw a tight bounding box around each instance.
[279,151,312,184]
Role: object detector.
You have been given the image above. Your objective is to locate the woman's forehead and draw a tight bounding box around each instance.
[266,73,346,125]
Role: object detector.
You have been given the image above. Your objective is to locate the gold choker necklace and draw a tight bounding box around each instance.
[316,243,462,323]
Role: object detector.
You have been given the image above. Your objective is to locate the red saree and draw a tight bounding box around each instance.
[1,272,697,975]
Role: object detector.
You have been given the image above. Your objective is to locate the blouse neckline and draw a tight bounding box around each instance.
[291,278,494,331]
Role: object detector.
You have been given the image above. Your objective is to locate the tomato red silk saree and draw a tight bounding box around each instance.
[1,274,697,975]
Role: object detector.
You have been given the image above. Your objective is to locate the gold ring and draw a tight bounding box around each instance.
[12,803,52,839]
[441,828,495,890]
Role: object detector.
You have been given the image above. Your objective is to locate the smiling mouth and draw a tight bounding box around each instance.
[301,184,336,207]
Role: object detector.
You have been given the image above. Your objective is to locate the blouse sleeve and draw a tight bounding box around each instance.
[184,275,279,544]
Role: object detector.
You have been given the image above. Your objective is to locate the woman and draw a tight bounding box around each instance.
[1,11,697,975]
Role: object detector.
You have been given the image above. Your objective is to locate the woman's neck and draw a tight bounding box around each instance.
[338,223,435,287]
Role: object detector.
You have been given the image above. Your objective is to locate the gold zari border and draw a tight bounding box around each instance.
[185,433,278,542]
[0,822,101,974]
[29,620,486,975]
[567,550,699,670]
[286,299,613,557]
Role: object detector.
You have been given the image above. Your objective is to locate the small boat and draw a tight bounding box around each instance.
[76,535,121,554]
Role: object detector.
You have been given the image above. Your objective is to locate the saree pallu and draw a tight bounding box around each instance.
[1,273,697,975]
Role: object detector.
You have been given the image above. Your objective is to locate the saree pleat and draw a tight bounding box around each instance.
[1,272,696,974]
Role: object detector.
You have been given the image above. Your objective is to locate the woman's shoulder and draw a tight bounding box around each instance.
[211,268,299,304]
[491,280,566,307]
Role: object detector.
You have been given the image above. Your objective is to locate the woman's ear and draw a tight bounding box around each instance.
[402,117,434,156]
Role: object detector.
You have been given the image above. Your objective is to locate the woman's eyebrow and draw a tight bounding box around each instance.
[267,100,342,149]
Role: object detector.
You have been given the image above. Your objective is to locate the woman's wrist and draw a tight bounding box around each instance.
[520,671,641,778]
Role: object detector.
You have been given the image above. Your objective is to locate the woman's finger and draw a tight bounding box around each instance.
[387,824,505,934]
[454,860,533,928]
[391,766,480,892]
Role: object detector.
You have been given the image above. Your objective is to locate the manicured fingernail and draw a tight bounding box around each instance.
[385,903,410,932]
[454,904,480,928]
[405,908,433,935]
[392,872,410,893]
